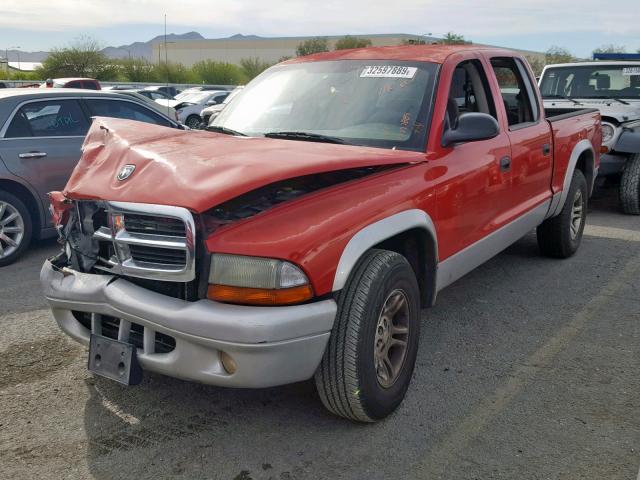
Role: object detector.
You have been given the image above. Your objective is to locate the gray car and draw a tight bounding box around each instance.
[0,88,181,265]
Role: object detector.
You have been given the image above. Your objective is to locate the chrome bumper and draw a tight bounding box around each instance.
[40,260,336,388]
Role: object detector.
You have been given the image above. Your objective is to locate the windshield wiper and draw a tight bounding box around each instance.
[609,97,630,105]
[264,131,349,145]
[205,125,247,136]
[545,94,582,105]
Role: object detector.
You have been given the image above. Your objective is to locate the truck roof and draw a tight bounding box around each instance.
[287,44,517,65]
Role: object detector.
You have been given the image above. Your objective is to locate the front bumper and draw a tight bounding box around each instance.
[40,260,337,388]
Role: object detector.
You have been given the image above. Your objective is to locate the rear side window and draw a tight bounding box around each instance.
[5,99,89,138]
[65,81,82,88]
[82,81,99,90]
[85,99,172,127]
[490,57,538,127]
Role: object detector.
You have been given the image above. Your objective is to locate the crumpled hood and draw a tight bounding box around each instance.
[64,118,426,213]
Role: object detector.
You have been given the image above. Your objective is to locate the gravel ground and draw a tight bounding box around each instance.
[1,183,639,480]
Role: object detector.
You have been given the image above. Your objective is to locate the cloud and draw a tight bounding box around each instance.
[1,0,638,39]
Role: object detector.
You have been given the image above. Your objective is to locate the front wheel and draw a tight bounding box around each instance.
[185,115,202,129]
[619,153,640,215]
[537,169,587,258]
[0,191,33,267]
[314,249,421,422]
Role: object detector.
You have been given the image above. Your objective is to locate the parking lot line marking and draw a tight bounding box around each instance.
[93,384,140,425]
[413,252,640,478]
[584,225,640,242]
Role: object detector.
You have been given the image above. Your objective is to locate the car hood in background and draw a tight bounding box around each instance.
[63,118,426,213]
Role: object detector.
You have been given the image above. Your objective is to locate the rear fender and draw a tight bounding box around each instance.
[548,139,595,218]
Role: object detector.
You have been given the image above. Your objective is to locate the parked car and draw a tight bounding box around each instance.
[200,86,244,125]
[0,88,182,265]
[40,78,101,90]
[144,85,179,98]
[42,45,601,422]
[0,82,7,89]
[116,90,179,121]
[156,90,229,128]
[539,61,640,213]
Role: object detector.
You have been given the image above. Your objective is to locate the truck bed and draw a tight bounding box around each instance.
[545,107,600,122]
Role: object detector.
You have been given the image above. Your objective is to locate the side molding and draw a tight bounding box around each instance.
[332,209,437,292]
[547,139,595,218]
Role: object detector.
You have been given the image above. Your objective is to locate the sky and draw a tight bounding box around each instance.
[1,0,639,58]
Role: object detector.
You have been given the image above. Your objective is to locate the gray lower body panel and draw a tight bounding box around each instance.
[41,260,337,388]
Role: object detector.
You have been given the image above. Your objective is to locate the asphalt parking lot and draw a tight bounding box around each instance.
[1,183,639,480]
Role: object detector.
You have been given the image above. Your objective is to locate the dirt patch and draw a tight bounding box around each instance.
[0,336,83,388]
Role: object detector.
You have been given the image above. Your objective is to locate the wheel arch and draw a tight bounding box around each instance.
[332,209,438,307]
[0,178,43,236]
[549,139,596,217]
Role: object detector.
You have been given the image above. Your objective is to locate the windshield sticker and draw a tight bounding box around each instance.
[361,66,417,79]
[622,67,640,76]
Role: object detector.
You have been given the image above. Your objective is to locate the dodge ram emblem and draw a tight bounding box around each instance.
[117,164,136,181]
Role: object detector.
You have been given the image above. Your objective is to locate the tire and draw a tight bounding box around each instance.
[537,169,587,258]
[619,153,640,215]
[0,191,33,267]
[185,115,202,129]
[314,249,421,422]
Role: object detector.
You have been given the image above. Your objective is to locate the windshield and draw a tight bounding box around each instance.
[213,60,438,150]
[540,64,640,99]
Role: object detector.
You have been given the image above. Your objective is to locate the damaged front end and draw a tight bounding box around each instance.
[49,194,201,300]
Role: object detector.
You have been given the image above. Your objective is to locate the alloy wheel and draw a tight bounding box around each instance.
[0,201,25,259]
[570,189,584,240]
[374,289,411,388]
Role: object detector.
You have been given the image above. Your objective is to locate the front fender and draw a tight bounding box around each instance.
[616,130,640,154]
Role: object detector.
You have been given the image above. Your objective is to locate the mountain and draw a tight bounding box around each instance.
[2,31,206,62]
[101,31,205,60]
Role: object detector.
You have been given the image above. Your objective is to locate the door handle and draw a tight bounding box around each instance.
[500,156,511,172]
[18,152,47,159]
[542,144,551,156]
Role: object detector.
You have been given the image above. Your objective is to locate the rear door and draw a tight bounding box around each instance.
[488,56,553,220]
[0,98,90,226]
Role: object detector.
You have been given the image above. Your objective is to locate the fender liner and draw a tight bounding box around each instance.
[547,139,595,218]
[332,209,438,296]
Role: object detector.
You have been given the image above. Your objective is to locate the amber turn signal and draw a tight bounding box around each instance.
[207,284,314,306]
[600,145,610,154]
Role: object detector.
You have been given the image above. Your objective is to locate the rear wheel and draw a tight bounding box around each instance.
[537,169,587,258]
[619,154,640,215]
[0,191,32,267]
[314,249,421,422]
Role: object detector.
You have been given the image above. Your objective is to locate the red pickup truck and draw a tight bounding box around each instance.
[42,45,601,422]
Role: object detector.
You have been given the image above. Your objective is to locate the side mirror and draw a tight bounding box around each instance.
[207,100,218,106]
[442,112,500,147]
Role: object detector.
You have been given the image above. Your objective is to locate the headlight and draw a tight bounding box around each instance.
[601,123,616,144]
[207,254,313,305]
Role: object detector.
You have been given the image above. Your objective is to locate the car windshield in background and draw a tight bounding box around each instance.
[540,65,640,99]
[213,60,438,150]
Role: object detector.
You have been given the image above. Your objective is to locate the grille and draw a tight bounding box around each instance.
[129,245,187,266]
[124,214,186,237]
[73,311,176,354]
[85,201,196,283]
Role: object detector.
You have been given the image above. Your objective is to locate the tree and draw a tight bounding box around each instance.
[39,36,113,79]
[545,46,576,64]
[239,57,273,81]
[334,36,372,50]
[437,32,471,45]
[191,60,243,85]
[118,58,155,82]
[150,61,196,84]
[296,37,329,57]
[593,44,627,55]
[525,56,545,77]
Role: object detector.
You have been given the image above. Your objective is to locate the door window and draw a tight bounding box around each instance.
[490,57,538,127]
[4,99,89,138]
[446,60,497,129]
[85,99,172,127]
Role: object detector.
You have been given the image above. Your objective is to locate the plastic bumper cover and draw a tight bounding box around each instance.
[40,260,337,388]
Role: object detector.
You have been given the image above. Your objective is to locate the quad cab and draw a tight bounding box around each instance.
[42,46,601,422]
